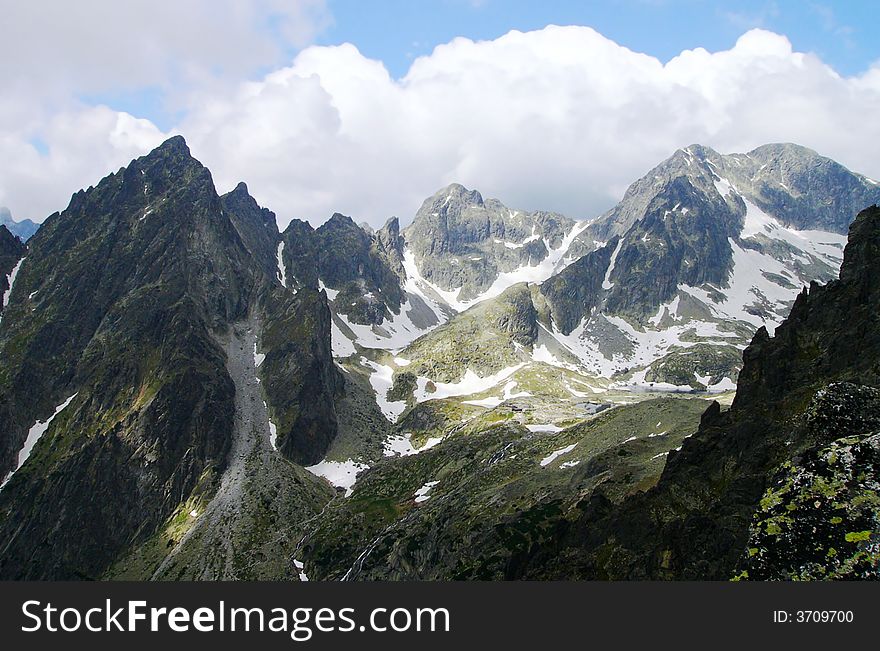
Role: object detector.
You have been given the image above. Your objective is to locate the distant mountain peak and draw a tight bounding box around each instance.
[0,223,25,251]
[747,141,821,159]
[0,208,39,242]
[381,216,399,233]
[323,212,359,230]
[681,143,721,159]
[427,183,485,210]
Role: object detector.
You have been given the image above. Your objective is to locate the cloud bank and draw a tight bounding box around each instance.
[2,24,879,229]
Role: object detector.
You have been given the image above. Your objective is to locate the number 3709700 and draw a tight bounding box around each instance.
[774,611,854,623]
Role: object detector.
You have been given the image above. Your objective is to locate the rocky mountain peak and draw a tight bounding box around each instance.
[135,134,206,177]
[0,138,343,578]
[323,212,360,232]
[839,204,880,282]
[222,181,276,229]
[747,141,821,164]
[230,180,251,196]
[380,216,400,237]
[153,133,190,156]
[399,181,580,306]
[377,217,404,267]
[428,182,485,212]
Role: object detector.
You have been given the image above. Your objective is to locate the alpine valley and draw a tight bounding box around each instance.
[1,136,878,580]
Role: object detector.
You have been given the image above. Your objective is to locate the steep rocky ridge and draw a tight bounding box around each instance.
[0,136,255,577]
[527,144,873,389]
[511,205,880,579]
[0,137,343,579]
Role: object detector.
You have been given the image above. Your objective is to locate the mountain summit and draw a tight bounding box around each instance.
[0,136,342,579]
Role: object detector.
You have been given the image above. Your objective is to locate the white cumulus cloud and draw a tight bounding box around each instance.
[0,0,329,222]
[181,26,880,228]
[3,24,880,229]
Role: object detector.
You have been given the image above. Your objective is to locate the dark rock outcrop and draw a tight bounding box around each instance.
[0,225,26,318]
[279,212,404,327]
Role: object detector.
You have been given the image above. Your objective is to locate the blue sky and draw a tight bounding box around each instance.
[2,0,880,226]
[319,0,877,78]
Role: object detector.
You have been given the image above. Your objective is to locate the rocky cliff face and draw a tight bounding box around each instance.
[314,213,405,324]
[221,181,280,279]
[259,286,344,465]
[0,137,252,578]
[0,137,343,579]
[401,183,582,303]
[278,213,408,326]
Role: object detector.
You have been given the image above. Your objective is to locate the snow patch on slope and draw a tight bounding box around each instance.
[361,357,407,422]
[1,393,77,489]
[462,379,531,408]
[540,443,577,467]
[1,257,25,318]
[268,420,278,450]
[545,309,738,380]
[330,319,357,357]
[275,241,288,288]
[681,239,797,330]
[602,239,623,290]
[334,296,436,352]
[318,279,339,300]
[403,220,590,314]
[414,363,526,403]
[383,432,443,457]
[253,343,265,367]
[740,198,845,264]
[414,480,439,503]
[305,459,368,497]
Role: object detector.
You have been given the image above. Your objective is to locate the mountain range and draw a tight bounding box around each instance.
[0,135,877,580]
[0,207,39,242]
